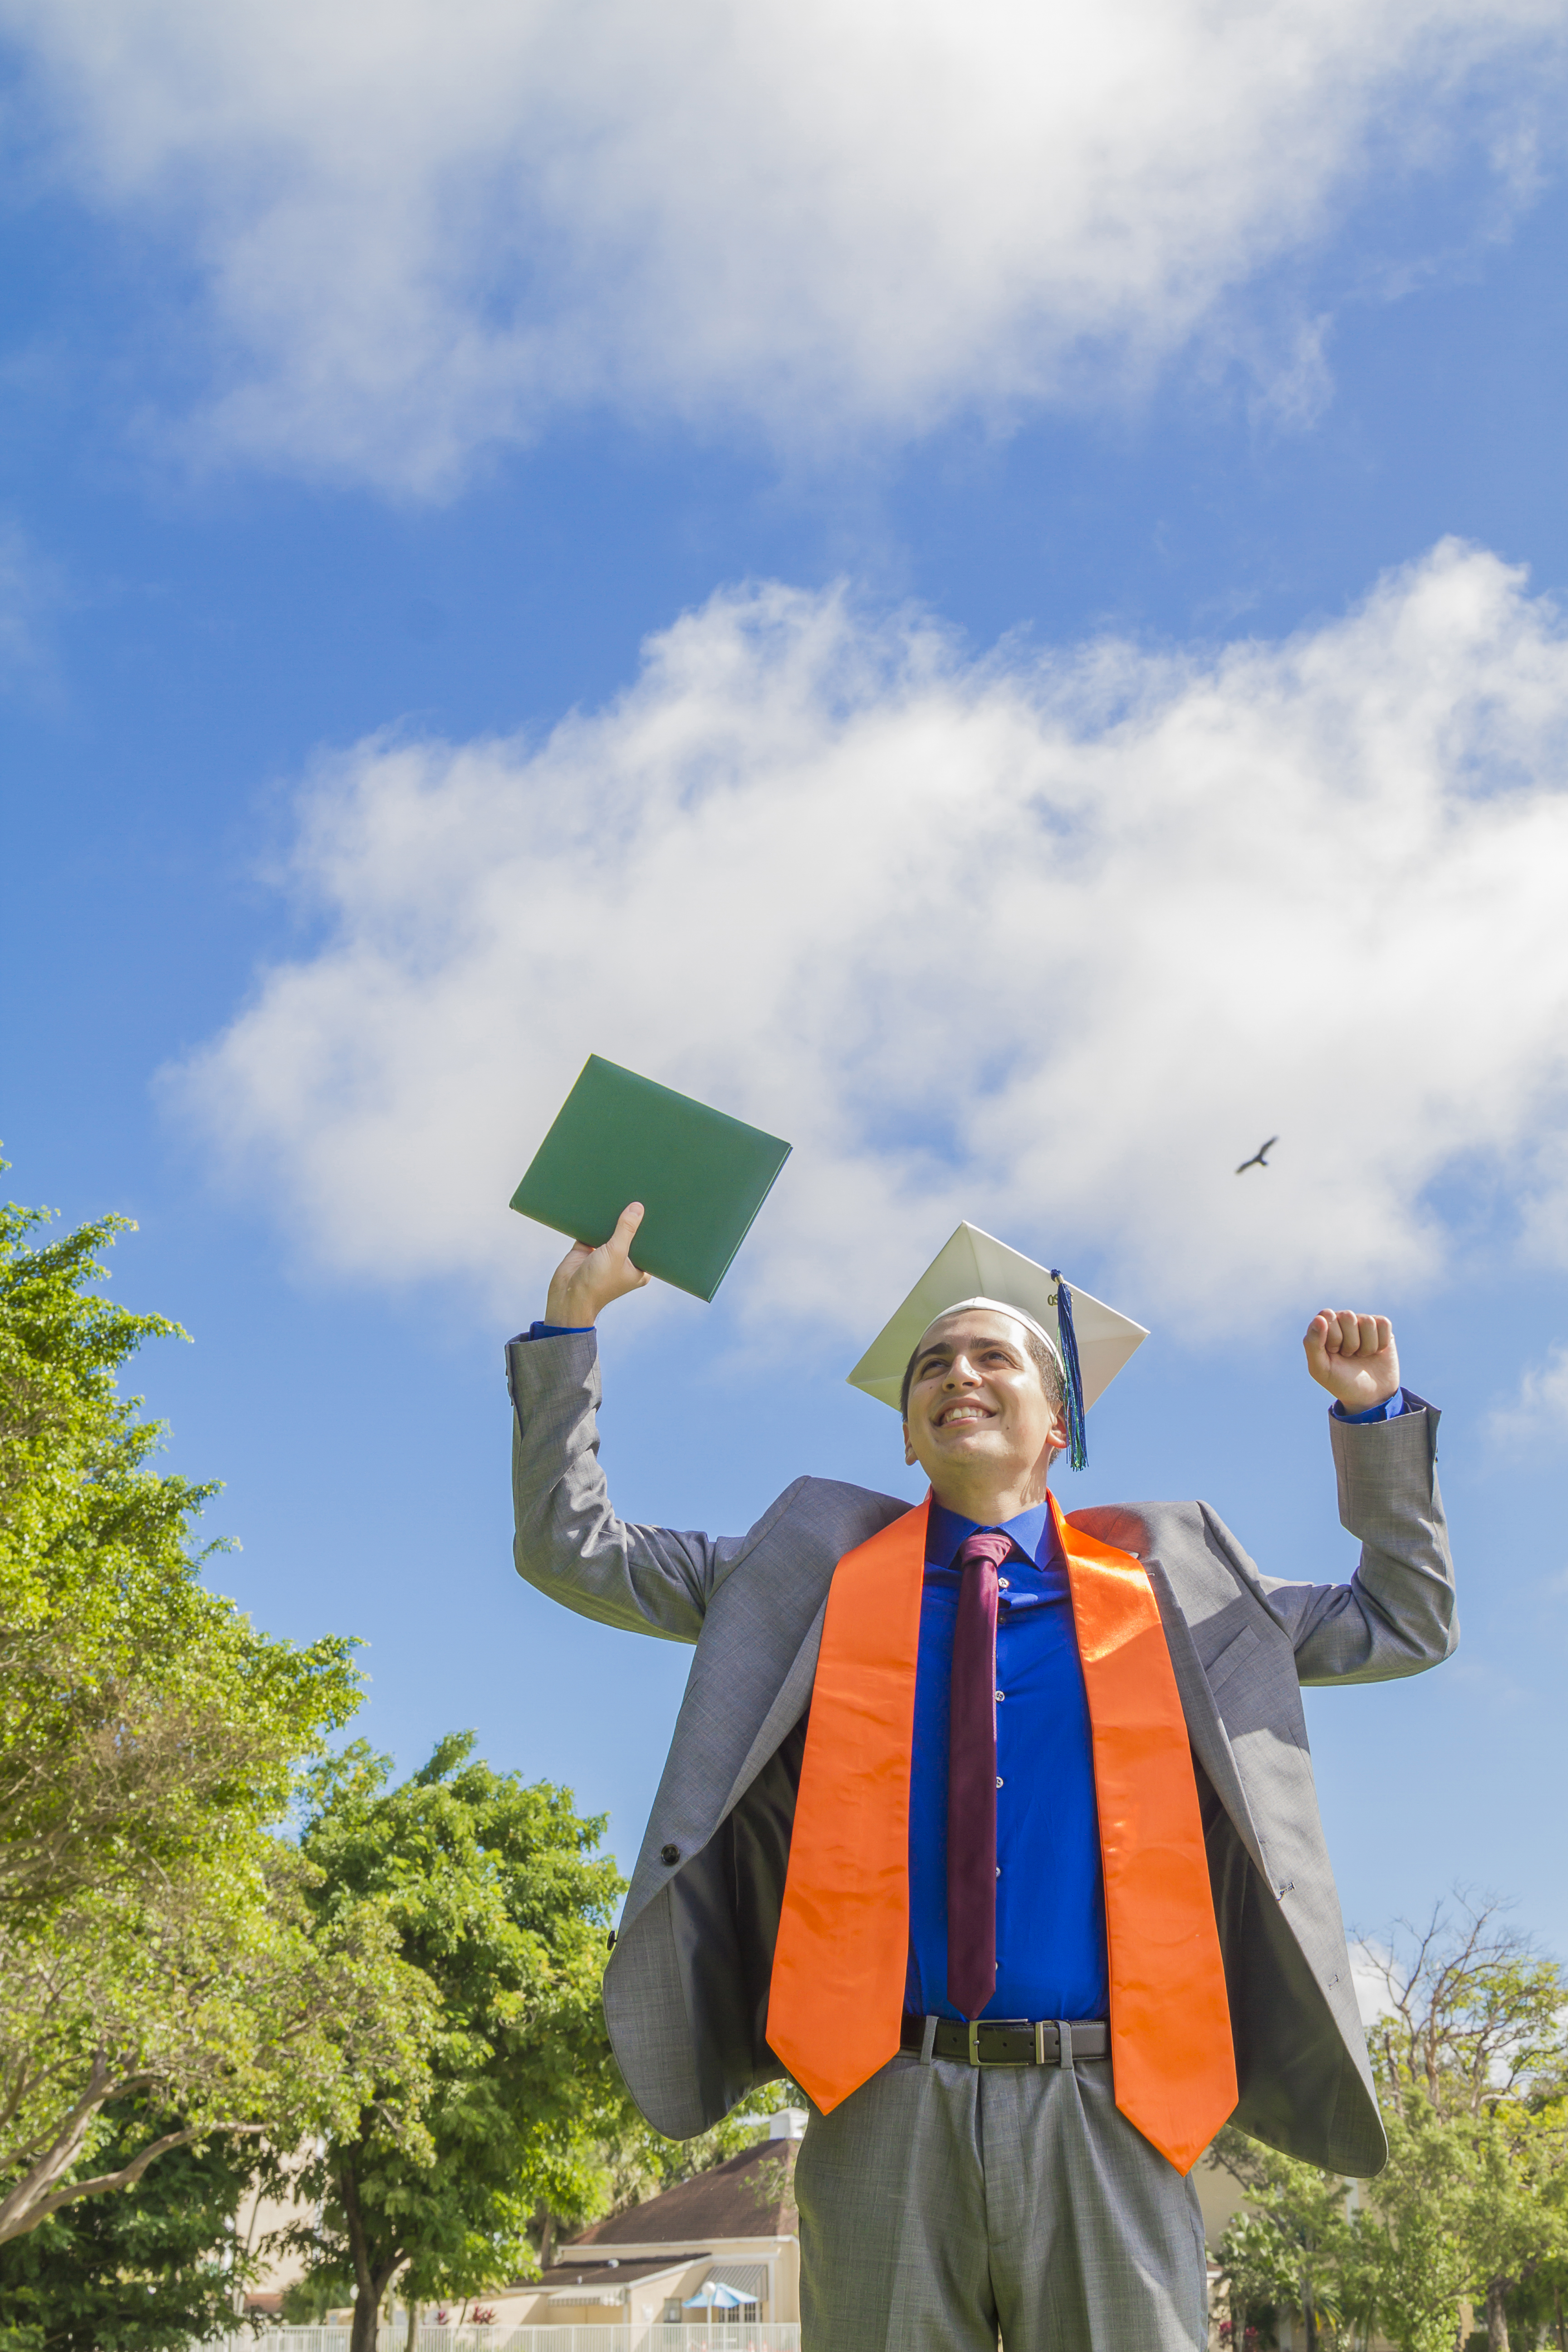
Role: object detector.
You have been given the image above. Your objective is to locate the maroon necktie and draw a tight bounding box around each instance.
[947,1528,1014,2019]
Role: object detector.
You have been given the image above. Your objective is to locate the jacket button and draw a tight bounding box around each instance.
[660,1842,680,1867]
[606,1928,617,1950]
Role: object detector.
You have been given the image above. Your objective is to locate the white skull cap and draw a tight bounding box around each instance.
[914,1296,1065,1372]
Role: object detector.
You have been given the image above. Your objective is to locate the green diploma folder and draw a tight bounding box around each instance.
[510,1055,792,1303]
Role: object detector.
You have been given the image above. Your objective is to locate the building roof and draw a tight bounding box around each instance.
[534,2254,704,2293]
[569,2138,800,2247]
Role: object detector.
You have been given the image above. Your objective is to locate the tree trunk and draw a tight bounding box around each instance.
[1555,2282,1565,2352]
[533,2202,555,2270]
[339,2158,400,2352]
[1485,2276,1511,2352]
[404,2297,419,2352]
[349,2268,401,2352]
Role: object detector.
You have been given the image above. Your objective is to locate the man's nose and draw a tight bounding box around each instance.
[944,1357,980,1386]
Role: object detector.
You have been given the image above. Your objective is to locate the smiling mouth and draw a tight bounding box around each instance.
[936,1402,995,1428]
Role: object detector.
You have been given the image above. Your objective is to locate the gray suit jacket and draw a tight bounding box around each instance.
[508,1333,1455,2177]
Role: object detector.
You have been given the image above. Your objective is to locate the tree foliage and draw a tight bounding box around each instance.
[1214,1896,1568,2352]
[278,1735,628,2352]
[1213,2127,1373,2352]
[1365,1897,1568,2352]
[0,1187,433,2245]
[0,2098,263,2352]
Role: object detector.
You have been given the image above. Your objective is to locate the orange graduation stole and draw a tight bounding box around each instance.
[766,1493,1237,2174]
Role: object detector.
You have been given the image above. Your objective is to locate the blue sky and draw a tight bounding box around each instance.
[5,0,1568,1961]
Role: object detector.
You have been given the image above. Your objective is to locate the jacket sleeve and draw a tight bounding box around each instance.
[506,1330,797,1645]
[1235,1393,1456,1683]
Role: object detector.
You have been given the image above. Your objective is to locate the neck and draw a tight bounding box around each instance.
[928,1465,1054,1525]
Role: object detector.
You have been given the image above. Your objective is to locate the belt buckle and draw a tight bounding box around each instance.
[970,2020,1030,2066]
[968,2021,1013,2066]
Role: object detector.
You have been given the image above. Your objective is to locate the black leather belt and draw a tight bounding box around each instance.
[899,2015,1109,2068]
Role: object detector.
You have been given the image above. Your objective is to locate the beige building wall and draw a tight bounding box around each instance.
[234,2171,316,2315]
[1193,2150,1248,2248]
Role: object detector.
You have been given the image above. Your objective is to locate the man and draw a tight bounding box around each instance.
[506,1203,1455,2352]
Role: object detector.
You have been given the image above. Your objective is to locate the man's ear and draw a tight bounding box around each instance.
[902,1418,917,1467]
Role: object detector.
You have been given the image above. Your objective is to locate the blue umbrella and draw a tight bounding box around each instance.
[683,2282,747,2312]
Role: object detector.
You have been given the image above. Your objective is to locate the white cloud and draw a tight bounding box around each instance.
[1488,1344,1568,1446]
[0,0,1560,488]
[170,537,1568,1345]
[1349,1940,1399,2026]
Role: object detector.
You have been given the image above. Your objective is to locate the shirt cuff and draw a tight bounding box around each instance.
[512,1321,595,1342]
[1332,1387,1408,1424]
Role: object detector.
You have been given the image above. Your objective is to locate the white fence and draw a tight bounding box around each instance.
[212,2331,799,2352]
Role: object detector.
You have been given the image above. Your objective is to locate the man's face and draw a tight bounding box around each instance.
[901,1309,1066,1496]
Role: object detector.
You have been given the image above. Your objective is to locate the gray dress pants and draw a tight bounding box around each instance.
[794,2049,1209,2352]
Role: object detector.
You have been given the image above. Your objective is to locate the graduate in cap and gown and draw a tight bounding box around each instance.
[505,1210,1455,2352]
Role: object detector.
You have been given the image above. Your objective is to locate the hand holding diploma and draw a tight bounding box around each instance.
[545,1201,652,1326]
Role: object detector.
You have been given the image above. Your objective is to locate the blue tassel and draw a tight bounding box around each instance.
[1051,1270,1088,1471]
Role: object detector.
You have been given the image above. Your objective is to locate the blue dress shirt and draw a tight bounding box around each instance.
[513,1323,1408,2021]
[907,1498,1109,2022]
[1333,1393,1404,1422]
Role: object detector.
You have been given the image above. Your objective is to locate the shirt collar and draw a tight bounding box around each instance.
[926,1496,1053,1569]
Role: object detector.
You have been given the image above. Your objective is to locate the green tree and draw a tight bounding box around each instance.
[0,1186,433,2244]
[1211,2126,1369,2351]
[1497,2245,1568,2349]
[1465,2093,1568,2352]
[1210,1899,1568,2352]
[1354,2099,1475,2352]
[280,1735,628,2352]
[0,2097,263,2352]
[1215,2201,1298,2347]
[1363,1898,1568,2352]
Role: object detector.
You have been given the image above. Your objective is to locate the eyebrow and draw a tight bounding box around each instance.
[915,1336,1023,1367]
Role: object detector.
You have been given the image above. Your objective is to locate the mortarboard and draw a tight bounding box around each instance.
[845,1222,1147,1468]
[510,1055,791,1304]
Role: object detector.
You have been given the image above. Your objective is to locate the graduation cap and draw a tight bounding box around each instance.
[845,1222,1147,1469]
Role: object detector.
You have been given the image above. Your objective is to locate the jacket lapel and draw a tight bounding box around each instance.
[1141,1550,1269,1877]
[719,1595,829,1824]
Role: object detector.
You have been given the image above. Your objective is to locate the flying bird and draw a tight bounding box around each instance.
[1235,1137,1279,1174]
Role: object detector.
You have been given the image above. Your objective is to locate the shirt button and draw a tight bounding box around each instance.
[996,1776,1004,1789]
[998,1577,1009,1590]
[995,1689,1005,1702]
